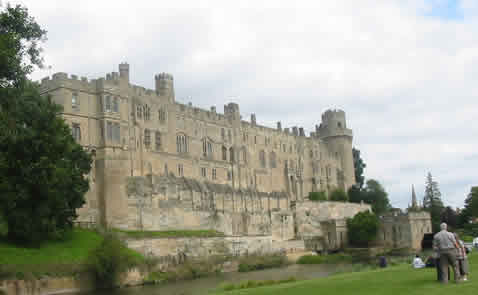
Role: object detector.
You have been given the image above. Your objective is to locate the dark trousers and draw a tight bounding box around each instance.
[439,249,460,283]
[436,259,450,281]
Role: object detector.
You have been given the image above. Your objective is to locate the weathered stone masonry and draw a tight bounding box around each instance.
[38,63,430,253]
[39,63,356,232]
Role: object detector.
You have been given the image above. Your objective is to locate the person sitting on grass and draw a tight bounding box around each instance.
[412,254,426,269]
[425,255,436,268]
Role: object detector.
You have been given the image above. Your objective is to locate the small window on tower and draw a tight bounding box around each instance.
[72,93,79,110]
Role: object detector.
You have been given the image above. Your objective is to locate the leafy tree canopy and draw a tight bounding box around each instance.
[0,4,91,245]
[352,148,366,189]
[364,179,391,215]
[0,3,46,88]
[346,211,379,247]
[441,206,458,230]
[459,186,478,226]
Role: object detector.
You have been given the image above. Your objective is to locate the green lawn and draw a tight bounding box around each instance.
[114,229,224,239]
[0,228,143,278]
[0,228,102,266]
[214,253,477,295]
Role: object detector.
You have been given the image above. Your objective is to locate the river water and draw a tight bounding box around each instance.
[83,264,352,295]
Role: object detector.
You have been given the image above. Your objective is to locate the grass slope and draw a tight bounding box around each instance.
[0,229,102,266]
[214,253,477,295]
[0,228,143,278]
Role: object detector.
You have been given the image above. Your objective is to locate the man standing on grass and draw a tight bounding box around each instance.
[433,223,461,284]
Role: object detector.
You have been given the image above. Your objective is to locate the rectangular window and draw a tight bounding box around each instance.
[106,121,113,141]
[113,123,120,143]
[212,168,217,180]
[178,164,184,177]
[72,93,79,110]
[72,123,81,141]
[144,129,151,148]
[136,105,142,119]
[105,95,111,112]
[158,108,166,123]
[155,131,161,151]
[201,167,207,178]
[112,97,119,112]
[227,171,231,181]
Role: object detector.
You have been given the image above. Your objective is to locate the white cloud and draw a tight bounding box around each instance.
[14,0,478,208]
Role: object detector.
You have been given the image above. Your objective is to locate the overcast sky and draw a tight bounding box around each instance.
[12,0,478,209]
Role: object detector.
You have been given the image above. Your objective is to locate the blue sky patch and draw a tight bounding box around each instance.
[423,0,464,20]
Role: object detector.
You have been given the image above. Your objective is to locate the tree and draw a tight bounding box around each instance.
[346,211,379,247]
[441,206,458,230]
[329,188,348,202]
[363,179,391,215]
[422,172,445,232]
[352,148,366,189]
[0,4,46,88]
[348,184,365,203]
[0,4,92,245]
[459,186,478,226]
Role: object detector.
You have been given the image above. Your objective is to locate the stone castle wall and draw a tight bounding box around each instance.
[377,211,432,250]
[39,63,356,229]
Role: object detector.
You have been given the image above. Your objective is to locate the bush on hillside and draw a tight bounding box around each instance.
[330,189,348,202]
[88,232,142,288]
[308,191,327,201]
[347,211,379,247]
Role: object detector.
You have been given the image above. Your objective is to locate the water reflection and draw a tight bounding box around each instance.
[83,263,352,295]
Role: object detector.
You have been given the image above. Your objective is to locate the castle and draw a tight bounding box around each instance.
[39,63,429,255]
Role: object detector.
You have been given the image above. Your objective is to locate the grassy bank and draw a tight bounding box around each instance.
[0,228,144,279]
[113,229,224,239]
[213,252,477,295]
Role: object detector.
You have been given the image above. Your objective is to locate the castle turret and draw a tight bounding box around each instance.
[155,73,175,103]
[318,109,355,190]
[119,62,130,83]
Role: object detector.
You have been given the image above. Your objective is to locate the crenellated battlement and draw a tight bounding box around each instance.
[40,72,99,93]
[154,72,174,81]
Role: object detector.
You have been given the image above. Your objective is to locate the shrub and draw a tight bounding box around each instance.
[330,189,348,202]
[238,254,287,272]
[88,232,143,288]
[308,191,327,201]
[297,253,353,264]
[346,211,379,247]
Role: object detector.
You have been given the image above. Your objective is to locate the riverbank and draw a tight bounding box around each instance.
[212,252,477,295]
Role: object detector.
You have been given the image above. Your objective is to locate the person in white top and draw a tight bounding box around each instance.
[413,254,426,269]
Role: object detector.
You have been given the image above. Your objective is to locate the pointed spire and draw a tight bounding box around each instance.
[412,184,418,209]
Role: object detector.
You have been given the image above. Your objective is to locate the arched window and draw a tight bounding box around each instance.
[144,129,151,148]
[269,151,277,168]
[176,133,188,153]
[222,146,227,161]
[202,138,213,158]
[221,128,225,140]
[158,108,167,123]
[112,97,119,112]
[229,147,234,162]
[143,104,151,121]
[259,150,266,168]
[241,147,247,163]
[155,131,161,151]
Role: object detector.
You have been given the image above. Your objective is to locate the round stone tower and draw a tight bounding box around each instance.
[318,109,355,190]
[155,73,175,103]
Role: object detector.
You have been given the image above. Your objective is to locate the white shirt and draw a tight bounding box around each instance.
[413,257,425,269]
